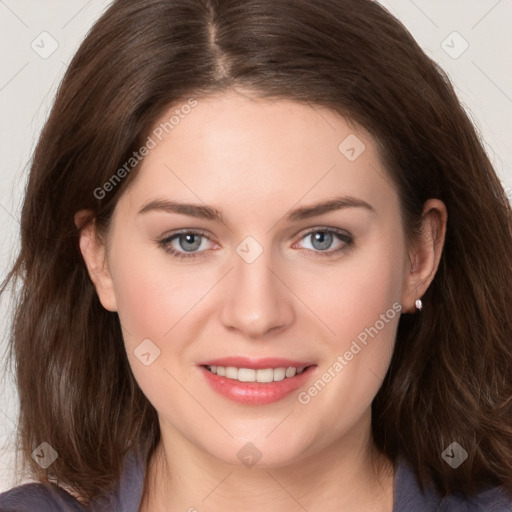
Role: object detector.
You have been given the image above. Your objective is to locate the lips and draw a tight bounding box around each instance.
[198,356,315,369]
[198,356,317,405]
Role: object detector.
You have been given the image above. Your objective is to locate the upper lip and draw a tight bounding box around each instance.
[199,356,315,370]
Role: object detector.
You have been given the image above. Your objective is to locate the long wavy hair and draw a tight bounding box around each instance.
[1,0,511,505]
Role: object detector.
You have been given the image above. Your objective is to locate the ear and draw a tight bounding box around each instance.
[401,198,447,313]
[75,210,118,312]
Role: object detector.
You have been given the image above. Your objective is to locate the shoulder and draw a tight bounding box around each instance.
[393,458,512,512]
[439,485,512,512]
[0,449,146,512]
[0,482,84,511]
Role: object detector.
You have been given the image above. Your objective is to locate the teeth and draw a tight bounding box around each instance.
[205,365,306,382]
[256,368,274,382]
[285,367,297,378]
[225,366,238,379]
[239,368,257,382]
[273,367,286,381]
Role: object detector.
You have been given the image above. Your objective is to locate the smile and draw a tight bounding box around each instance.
[204,365,307,382]
[198,358,317,405]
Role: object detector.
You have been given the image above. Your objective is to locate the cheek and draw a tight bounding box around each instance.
[109,221,196,315]
[107,240,209,411]
[292,229,404,411]
[107,236,200,355]
[107,234,227,394]
[294,228,405,345]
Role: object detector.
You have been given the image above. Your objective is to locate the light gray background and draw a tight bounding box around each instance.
[1,0,511,491]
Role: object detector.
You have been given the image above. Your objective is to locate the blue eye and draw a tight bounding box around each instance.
[158,230,212,260]
[157,227,353,261]
[297,229,353,254]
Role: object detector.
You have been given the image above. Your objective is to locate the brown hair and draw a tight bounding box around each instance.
[1,0,511,505]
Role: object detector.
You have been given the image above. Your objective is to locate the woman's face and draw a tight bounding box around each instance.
[88,91,420,467]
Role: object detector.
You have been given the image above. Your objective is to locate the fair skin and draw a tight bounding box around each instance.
[77,90,447,511]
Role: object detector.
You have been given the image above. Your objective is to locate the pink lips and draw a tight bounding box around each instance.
[198,356,316,405]
[199,356,314,369]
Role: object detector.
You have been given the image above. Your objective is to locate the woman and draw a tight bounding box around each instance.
[1,0,511,510]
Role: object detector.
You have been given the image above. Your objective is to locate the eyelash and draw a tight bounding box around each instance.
[157,227,354,261]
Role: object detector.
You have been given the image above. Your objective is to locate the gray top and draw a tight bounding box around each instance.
[0,452,511,511]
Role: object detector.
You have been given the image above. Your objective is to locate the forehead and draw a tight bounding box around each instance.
[117,91,398,221]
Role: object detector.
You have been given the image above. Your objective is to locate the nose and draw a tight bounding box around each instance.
[219,246,295,339]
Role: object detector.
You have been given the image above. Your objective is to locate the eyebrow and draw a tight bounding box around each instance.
[137,195,375,223]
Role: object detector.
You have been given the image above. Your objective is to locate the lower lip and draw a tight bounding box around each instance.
[200,366,316,405]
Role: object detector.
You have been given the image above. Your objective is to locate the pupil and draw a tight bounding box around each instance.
[312,231,332,250]
[180,234,201,252]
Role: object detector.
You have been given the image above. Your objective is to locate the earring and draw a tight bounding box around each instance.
[415,299,423,311]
